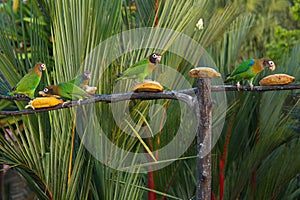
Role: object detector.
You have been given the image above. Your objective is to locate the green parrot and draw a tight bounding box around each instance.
[225,58,276,90]
[115,53,162,82]
[69,70,97,94]
[69,70,91,87]
[8,62,46,98]
[41,82,90,100]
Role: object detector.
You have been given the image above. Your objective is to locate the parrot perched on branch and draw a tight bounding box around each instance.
[40,82,90,100]
[115,53,162,82]
[225,58,276,90]
[69,70,91,87]
[69,70,97,94]
[8,62,46,98]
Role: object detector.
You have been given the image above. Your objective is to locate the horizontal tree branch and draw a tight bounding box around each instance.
[0,94,31,101]
[0,84,299,116]
[211,84,300,92]
[0,90,194,116]
[178,84,300,95]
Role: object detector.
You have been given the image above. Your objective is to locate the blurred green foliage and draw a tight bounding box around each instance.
[266,27,300,63]
[291,0,300,21]
[266,0,300,63]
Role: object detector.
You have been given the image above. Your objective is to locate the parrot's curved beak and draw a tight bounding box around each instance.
[39,90,60,98]
[269,63,276,71]
[156,55,162,63]
[38,90,47,96]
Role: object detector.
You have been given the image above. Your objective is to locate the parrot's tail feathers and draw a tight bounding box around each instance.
[116,73,122,78]
[115,74,123,82]
[0,79,11,95]
[225,73,231,78]
[0,71,12,91]
[6,91,13,96]
[0,71,12,95]
[224,74,232,83]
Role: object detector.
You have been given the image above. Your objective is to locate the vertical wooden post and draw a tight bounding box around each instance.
[196,78,212,200]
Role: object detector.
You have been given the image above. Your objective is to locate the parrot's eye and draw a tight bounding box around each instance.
[43,88,48,93]
[152,54,157,59]
[40,63,46,70]
[268,61,274,66]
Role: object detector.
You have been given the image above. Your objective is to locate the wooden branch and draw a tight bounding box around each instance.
[0,94,31,101]
[0,91,194,116]
[0,84,299,116]
[178,84,300,94]
[211,84,300,92]
[1,84,299,101]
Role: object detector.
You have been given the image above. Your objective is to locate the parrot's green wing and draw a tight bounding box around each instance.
[13,72,41,98]
[225,59,255,83]
[230,59,255,76]
[59,82,89,100]
[116,58,149,81]
[68,76,82,86]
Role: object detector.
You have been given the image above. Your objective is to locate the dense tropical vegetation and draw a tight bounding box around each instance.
[0,0,299,199]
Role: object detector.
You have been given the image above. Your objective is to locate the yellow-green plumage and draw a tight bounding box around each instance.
[9,62,46,98]
[69,70,91,87]
[42,82,89,100]
[115,53,162,82]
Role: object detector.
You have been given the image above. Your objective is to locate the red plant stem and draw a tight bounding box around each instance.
[145,127,156,200]
[148,170,156,200]
[220,112,235,200]
[219,159,225,200]
[212,192,216,200]
[155,0,159,26]
[251,171,257,193]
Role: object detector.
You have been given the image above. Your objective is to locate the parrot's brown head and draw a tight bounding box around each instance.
[262,59,276,71]
[83,70,91,80]
[149,53,162,65]
[30,62,46,77]
[35,62,46,71]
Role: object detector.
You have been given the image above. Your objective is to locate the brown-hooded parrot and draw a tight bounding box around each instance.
[8,62,46,98]
[69,70,97,94]
[69,70,91,87]
[115,53,162,82]
[225,58,276,90]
